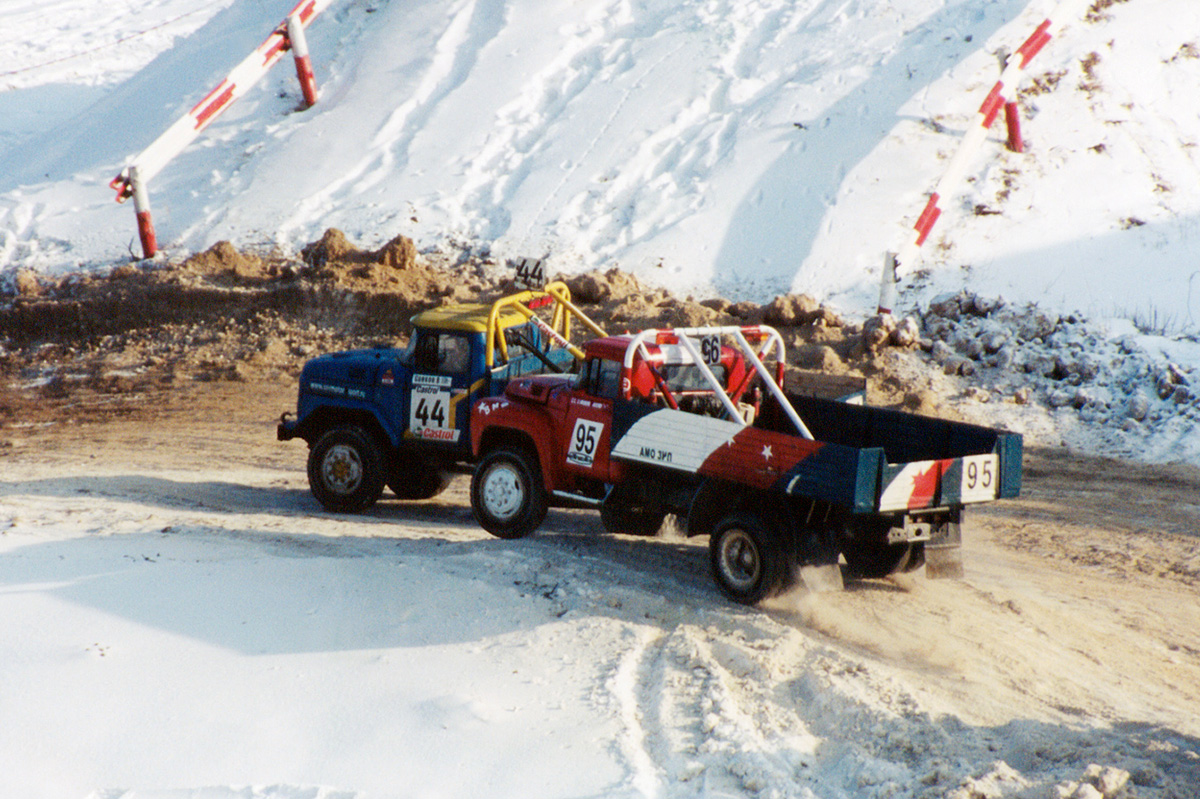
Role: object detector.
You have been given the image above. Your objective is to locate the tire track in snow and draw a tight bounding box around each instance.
[281,0,508,238]
[605,620,821,798]
[608,625,666,797]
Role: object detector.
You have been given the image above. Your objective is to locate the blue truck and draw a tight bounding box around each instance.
[278,282,604,512]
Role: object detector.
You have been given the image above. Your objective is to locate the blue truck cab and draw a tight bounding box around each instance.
[278,282,603,512]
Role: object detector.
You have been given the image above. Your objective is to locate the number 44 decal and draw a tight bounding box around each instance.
[414,396,446,426]
[566,419,603,467]
[410,384,460,442]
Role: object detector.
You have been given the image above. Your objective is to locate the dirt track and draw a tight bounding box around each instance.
[4,242,1200,795]
[7,373,1200,737]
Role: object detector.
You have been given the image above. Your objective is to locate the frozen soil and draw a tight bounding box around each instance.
[3,236,1200,797]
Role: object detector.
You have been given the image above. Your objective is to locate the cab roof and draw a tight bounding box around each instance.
[411,302,531,333]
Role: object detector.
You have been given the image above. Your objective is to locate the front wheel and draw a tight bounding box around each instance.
[709,512,788,605]
[307,426,386,513]
[470,447,548,539]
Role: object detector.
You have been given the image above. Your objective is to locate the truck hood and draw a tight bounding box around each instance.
[504,373,575,404]
[301,348,406,384]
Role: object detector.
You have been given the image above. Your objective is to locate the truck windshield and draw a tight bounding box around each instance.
[660,363,727,392]
[575,358,622,399]
[415,332,471,373]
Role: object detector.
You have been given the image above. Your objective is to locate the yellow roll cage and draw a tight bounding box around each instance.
[411,281,606,368]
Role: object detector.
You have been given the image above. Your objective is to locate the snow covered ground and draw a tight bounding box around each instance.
[4,430,1199,799]
[4,2,1200,797]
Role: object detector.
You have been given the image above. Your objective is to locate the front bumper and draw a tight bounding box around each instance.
[277,412,300,441]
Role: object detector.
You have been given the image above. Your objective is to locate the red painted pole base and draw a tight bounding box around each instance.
[137,210,158,259]
[295,54,318,108]
[1005,101,1024,153]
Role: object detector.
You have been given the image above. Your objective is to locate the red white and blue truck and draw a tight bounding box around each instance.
[468,325,1023,603]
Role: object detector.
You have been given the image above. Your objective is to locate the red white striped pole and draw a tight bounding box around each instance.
[287,13,319,108]
[130,166,157,259]
[877,0,1089,313]
[109,0,334,251]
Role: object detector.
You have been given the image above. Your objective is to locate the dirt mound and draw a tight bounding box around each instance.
[0,230,946,429]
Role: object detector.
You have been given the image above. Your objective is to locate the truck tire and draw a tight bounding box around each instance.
[308,426,386,513]
[709,512,788,605]
[388,454,452,500]
[471,447,548,539]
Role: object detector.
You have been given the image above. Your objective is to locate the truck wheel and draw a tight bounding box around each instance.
[709,513,787,605]
[471,447,547,539]
[308,426,386,513]
[388,454,451,500]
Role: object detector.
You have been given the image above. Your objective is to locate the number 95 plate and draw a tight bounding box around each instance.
[959,453,999,503]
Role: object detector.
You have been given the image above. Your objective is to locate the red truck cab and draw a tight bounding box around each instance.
[469,332,751,538]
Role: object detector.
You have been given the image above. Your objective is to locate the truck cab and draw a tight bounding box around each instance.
[278,282,604,513]
[469,330,752,537]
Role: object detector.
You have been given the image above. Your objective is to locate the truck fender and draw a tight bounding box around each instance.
[292,404,399,449]
[686,478,749,538]
[476,423,561,493]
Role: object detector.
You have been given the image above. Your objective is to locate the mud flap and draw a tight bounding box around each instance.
[798,563,845,593]
[796,524,844,593]
[925,520,964,579]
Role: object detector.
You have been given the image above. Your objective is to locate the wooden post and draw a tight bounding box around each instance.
[877,252,898,315]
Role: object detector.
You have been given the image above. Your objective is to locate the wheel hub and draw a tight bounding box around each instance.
[481,463,523,521]
[322,444,363,494]
[718,529,761,591]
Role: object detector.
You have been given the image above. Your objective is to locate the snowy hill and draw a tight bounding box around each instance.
[4,4,1200,799]
[5,0,1200,323]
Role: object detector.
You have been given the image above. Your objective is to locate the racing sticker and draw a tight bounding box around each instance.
[410,383,459,442]
[959,453,998,503]
[566,418,604,467]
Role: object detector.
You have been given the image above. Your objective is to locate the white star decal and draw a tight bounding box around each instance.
[762,444,772,461]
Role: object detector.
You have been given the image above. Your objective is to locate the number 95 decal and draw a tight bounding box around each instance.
[566,419,604,467]
[959,454,998,502]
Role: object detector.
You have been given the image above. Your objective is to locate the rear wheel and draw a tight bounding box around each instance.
[470,447,547,539]
[307,426,386,513]
[709,512,788,605]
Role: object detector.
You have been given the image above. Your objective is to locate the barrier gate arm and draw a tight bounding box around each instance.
[110,0,335,258]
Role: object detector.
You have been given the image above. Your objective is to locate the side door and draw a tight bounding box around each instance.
[561,358,621,482]
[406,330,477,450]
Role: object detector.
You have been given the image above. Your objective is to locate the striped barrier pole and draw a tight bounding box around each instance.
[876,0,1090,313]
[287,12,319,108]
[1005,101,1024,153]
[110,0,335,258]
[129,167,157,260]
